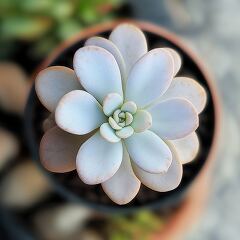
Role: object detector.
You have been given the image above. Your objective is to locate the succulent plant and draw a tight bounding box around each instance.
[35,23,207,205]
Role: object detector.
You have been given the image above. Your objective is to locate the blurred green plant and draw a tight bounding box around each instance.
[0,0,123,58]
[109,211,166,240]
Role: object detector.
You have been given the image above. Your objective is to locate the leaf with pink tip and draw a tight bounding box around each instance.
[132,144,183,192]
[148,98,199,140]
[124,130,172,174]
[102,145,140,205]
[55,90,106,135]
[40,126,91,173]
[160,77,207,113]
[85,36,126,78]
[35,66,81,112]
[76,132,123,185]
[109,23,148,76]
[169,132,199,164]
[125,48,174,108]
[73,46,123,104]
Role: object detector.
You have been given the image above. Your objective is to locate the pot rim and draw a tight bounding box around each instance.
[26,19,222,214]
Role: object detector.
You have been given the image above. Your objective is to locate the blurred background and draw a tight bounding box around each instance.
[0,0,239,239]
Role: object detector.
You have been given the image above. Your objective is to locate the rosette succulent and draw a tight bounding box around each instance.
[35,23,207,205]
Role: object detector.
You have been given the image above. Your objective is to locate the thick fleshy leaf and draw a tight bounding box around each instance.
[103,93,123,116]
[118,122,125,128]
[116,126,134,139]
[73,46,123,103]
[85,37,126,78]
[124,130,172,173]
[160,77,207,113]
[102,145,140,205]
[119,112,125,118]
[35,66,81,112]
[113,109,121,123]
[55,90,106,135]
[132,144,183,192]
[169,132,199,164]
[149,98,199,140]
[164,48,181,76]
[125,112,133,125]
[40,126,90,173]
[125,48,174,108]
[121,101,137,114]
[109,23,147,76]
[131,110,152,133]
[109,117,122,130]
[76,132,123,184]
[100,123,121,143]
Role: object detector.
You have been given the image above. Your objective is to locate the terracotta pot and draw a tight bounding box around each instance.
[150,150,213,240]
[25,20,221,218]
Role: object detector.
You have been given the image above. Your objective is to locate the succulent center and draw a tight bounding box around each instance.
[106,101,137,139]
[109,109,134,130]
[101,93,152,142]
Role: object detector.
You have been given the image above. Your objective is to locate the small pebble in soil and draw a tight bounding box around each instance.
[0,160,52,208]
[0,128,19,171]
[33,204,92,240]
[0,62,30,115]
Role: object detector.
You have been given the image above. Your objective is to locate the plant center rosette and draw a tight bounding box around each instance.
[35,23,207,205]
[101,96,151,140]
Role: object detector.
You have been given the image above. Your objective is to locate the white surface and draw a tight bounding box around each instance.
[73,46,123,104]
[124,130,172,173]
[102,146,141,205]
[55,90,106,135]
[160,77,207,114]
[125,48,174,108]
[132,144,182,192]
[109,23,148,76]
[76,132,122,184]
[149,98,199,140]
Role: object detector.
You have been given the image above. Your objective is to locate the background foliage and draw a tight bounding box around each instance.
[0,0,122,58]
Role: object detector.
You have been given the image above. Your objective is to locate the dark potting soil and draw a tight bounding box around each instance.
[25,26,215,213]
